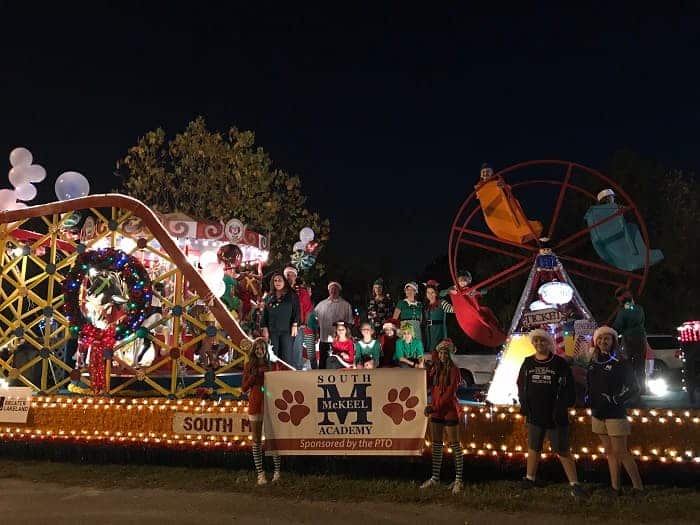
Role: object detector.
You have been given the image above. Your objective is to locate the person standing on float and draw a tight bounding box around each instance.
[424,280,447,353]
[612,287,647,394]
[367,278,394,335]
[284,264,313,370]
[313,281,353,369]
[393,282,424,344]
[261,272,300,366]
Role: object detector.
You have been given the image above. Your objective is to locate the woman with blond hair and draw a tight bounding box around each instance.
[587,325,644,496]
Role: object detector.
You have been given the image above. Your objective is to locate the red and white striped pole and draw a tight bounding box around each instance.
[554,323,566,357]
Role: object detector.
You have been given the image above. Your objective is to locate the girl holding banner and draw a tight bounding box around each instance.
[421,339,464,494]
[241,337,281,485]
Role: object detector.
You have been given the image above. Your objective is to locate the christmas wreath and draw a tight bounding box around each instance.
[62,247,153,391]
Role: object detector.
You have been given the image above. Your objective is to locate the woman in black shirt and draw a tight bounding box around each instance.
[587,326,644,495]
[261,272,300,368]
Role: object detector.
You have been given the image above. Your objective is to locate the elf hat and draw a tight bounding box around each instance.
[399,321,415,336]
[382,318,400,331]
[593,325,618,343]
[435,338,457,353]
[528,328,554,345]
[404,281,419,293]
[373,278,384,287]
[456,270,472,282]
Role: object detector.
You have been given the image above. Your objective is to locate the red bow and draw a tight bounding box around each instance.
[79,325,116,393]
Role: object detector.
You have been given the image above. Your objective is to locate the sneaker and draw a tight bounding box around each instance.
[272,471,281,483]
[520,477,537,489]
[570,483,587,499]
[256,473,267,486]
[451,480,464,495]
[607,487,622,497]
[420,477,439,489]
[631,487,647,498]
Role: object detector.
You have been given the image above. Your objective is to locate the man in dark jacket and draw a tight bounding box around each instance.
[517,328,586,498]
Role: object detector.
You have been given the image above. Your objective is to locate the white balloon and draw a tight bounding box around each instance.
[14,183,37,201]
[293,241,306,252]
[9,147,33,168]
[202,262,224,289]
[212,280,226,298]
[199,250,218,267]
[8,166,31,187]
[0,189,16,209]
[299,227,315,243]
[55,171,90,200]
[26,164,46,183]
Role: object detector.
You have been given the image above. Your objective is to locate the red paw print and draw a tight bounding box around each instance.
[382,386,419,425]
[274,389,310,426]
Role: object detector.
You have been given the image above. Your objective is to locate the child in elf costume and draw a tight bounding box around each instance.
[241,337,281,485]
[354,322,381,368]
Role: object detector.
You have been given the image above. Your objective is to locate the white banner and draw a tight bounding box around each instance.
[0,387,32,423]
[172,412,252,436]
[263,369,428,456]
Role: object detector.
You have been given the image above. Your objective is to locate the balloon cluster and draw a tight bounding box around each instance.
[0,146,91,211]
[291,227,321,271]
[0,147,47,210]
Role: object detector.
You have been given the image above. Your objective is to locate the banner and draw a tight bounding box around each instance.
[172,413,252,436]
[0,387,32,423]
[263,369,428,456]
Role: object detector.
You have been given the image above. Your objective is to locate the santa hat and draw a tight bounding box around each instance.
[593,325,618,343]
[404,281,419,293]
[528,328,554,345]
[283,264,298,276]
[327,281,342,291]
[425,279,440,287]
[382,318,400,331]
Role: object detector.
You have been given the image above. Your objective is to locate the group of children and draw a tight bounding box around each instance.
[242,323,645,498]
[325,318,426,370]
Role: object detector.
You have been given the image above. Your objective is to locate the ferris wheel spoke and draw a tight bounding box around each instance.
[557,253,644,281]
[554,205,633,252]
[566,267,626,288]
[469,258,533,292]
[452,226,539,253]
[475,263,532,292]
[458,237,530,261]
[546,163,573,240]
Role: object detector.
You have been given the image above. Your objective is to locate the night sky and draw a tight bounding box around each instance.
[2,4,699,286]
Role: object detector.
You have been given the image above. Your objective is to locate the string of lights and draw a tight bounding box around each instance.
[1,396,696,464]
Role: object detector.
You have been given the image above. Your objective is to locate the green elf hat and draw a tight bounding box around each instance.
[399,322,414,336]
[373,278,384,287]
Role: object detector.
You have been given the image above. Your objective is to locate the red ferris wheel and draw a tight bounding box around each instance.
[447,160,662,324]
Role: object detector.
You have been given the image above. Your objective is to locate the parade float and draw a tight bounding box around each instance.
[0,151,696,470]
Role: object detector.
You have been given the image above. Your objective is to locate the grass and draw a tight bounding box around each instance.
[0,458,698,522]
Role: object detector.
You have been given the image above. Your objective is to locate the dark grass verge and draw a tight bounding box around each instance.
[0,455,698,522]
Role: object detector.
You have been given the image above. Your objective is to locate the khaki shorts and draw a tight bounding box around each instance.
[592,417,631,436]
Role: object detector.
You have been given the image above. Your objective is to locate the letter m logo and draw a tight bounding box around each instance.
[317,383,372,426]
